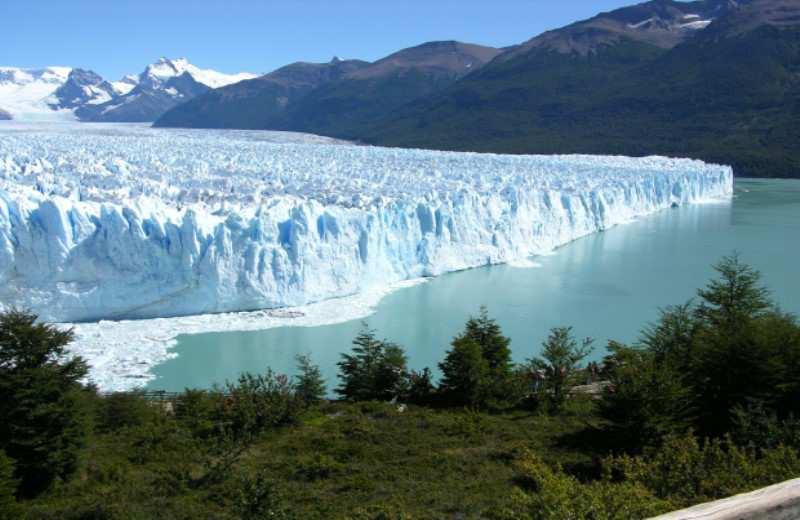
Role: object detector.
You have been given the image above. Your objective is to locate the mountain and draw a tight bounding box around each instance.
[154,41,500,133]
[280,41,502,137]
[0,108,10,120]
[0,59,255,122]
[360,0,800,178]
[154,57,370,129]
[77,58,257,122]
[48,68,119,110]
[0,66,74,120]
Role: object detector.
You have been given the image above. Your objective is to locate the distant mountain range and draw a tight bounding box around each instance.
[363,0,800,178]
[2,0,798,177]
[154,0,800,178]
[0,58,256,122]
[154,41,501,135]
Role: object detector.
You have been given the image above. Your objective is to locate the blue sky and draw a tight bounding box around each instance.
[3,0,647,79]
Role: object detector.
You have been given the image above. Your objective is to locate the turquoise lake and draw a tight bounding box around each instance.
[147,179,800,392]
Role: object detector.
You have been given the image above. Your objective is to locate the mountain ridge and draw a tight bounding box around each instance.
[153,41,500,132]
[0,58,255,122]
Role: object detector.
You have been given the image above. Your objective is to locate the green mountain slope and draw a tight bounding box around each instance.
[362,0,800,178]
[155,41,500,134]
[154,58,369,129]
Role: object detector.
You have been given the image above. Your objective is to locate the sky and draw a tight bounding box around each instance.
[3,0,649,79]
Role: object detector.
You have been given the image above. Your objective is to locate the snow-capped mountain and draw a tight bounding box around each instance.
[140,57,256,90]
[76,58,257,122]
[48,69,119,110]
[0,58,256,122]
[0,66,75,120]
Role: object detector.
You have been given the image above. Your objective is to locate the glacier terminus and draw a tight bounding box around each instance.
[0,123,733,324]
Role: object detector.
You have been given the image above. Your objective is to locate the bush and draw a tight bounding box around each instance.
[505,449,667,519]
[235,470,292,520]
[295,453,344,482]
[222,371,301,440]
[96,391,161,433]
[0,310,91,497]
[604,432,800,507]
[405,368,435,405]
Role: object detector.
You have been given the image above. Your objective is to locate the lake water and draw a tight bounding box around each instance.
[147,179,800,392]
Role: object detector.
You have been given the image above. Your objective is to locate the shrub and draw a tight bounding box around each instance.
[96,391,161,433]
[604,432,800,507]
[295,453,344,481]
[222,370,301,440]
[405,367,435,405]
[235,470,293,520]
[505,449,667,519]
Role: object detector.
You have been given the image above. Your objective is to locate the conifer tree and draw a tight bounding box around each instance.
[0,310,90,497]
[337,325,408,401]
[293,354,326,406]
[438,337,489,407]
[530,327,592,412]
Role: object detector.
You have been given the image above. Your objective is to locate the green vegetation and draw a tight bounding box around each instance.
[529,327,593,413]
[0,311,91,498]
[4,255,800,518]
[365,26,800,179]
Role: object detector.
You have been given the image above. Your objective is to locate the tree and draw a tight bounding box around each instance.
[692,256,782,436]
[463,306,513,378]
[336,325,408,401]
[599,342,693,449]
[293,354,326,406]
[0,310,90,497]
[0,451,19,519]
[529,327,593,412]
[695,254,771,331]
[439,336,490,407]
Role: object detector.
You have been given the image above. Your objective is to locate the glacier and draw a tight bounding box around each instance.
[0,123,733,325]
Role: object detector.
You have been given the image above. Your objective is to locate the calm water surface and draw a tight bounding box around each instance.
[148,179,800,391]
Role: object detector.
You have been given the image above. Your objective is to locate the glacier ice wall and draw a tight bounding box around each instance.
[0,124,734,323]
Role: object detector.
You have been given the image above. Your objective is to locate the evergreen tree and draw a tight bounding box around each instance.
[463,306,513,378]
[336,325,408,401]
[599,342,693,448]
[0,310,90,497]
[692,256,781,436]
[293,354,326,406]
[695,254,771,330]
[438,337,489,407]
[530,327,592,412]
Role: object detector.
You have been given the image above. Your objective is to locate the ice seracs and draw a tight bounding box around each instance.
[0,123,734,324]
